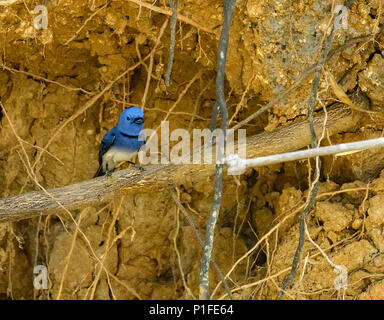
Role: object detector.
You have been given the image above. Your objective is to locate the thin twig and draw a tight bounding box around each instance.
[123,0,216,36]
[188,77,214,131]
[88,196,125,300]
[171,189,195,299]
[1,64,95,95]
[216,231,358,300]
[63,2,109,46]
[147,69,203,146]
[277,0,357,300]
[228,74,255,126]
[200,0,236,300]
[164,0,177,86]
[225,138,384,170]
[304,222,348,299]
[171,191,234,300]
[231,23,384,131]
[56,208,88,299]
[141,18,169,110]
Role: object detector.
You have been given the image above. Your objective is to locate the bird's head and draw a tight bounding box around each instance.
[117,107,144,137]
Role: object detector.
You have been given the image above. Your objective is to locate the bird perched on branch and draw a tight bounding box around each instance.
[94,107,145,177]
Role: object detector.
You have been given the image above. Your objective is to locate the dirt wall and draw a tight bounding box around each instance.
[0,0,384,300]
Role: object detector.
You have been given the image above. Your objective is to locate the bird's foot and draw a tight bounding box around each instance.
[127,160,145,171]
[105,170,113,176]
[135,164,145,171]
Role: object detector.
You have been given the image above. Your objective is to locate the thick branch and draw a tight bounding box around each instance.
[0,105,358,222]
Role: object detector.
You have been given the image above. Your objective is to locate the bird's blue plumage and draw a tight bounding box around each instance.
[94,107,145,177]
[98,128,116,165]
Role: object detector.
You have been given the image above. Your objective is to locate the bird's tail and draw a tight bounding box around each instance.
[93,165,103,178]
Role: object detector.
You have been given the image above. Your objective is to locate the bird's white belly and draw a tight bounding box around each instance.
[102,148,137,171]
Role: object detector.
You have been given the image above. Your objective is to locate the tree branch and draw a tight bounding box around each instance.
[0,104,359,222]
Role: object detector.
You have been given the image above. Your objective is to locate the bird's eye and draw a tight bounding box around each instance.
[126,117,130,121]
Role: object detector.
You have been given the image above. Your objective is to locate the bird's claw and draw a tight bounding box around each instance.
[105,170,112,176]
[135,164,145,171]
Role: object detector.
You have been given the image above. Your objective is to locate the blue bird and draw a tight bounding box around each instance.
[94,107,145,177]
